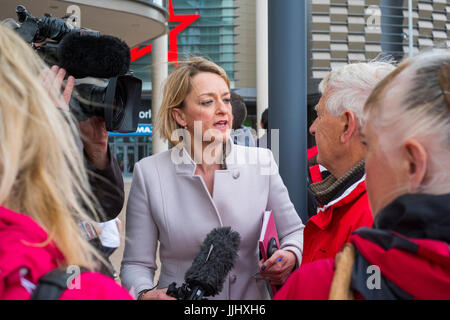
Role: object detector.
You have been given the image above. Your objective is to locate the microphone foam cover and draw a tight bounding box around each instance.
[58,33,130,78]
[184,227,241,297]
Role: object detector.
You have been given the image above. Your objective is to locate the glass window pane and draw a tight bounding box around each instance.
[127,147,135,174]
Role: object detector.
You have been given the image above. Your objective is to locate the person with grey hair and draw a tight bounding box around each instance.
[275,50,450,300]
[302,61,395,265]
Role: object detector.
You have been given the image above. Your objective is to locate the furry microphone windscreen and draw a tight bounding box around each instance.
[184,227,241,297]
[57,33,130,79]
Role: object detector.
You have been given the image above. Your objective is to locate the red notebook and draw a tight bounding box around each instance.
[258,210,280,296]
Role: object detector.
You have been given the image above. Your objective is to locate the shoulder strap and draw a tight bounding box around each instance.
[31,267,88,300]
[328,243,355,300]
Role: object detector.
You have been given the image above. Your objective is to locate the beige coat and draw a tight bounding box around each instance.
[120,143,304,300]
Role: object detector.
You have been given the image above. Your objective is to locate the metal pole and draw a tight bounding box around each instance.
[380,0,404,62]
[408,0,413,57]
[268,0,308,222]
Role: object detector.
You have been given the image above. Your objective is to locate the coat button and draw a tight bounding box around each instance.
[230,274,237,283]
[232,170,240,179]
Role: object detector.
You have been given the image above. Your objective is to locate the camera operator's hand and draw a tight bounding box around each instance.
[138,288,176,300]
[39,65,75,110]
[41,66,109,170]
[79,117,110,170]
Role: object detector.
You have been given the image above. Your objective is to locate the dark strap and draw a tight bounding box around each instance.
[31,267,89,300]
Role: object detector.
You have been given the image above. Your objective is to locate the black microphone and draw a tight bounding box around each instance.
[167,227,241,300]
[57,33,130,79]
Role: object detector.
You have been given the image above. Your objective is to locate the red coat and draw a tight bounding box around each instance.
[274,227,450,300]
[0,206,133,300]
[302,178,373,265]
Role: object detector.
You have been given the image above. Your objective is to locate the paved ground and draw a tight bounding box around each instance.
[109,180,161,286]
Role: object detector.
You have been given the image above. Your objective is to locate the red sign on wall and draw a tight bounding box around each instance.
[130,0,201,64]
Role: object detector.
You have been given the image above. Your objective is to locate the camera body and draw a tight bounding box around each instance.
[14,5,141,133]
[15,5,99,43]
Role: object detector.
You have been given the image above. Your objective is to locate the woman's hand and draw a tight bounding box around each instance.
[139,288,176,300]
[258,250,297,286]
[40,66,109,169]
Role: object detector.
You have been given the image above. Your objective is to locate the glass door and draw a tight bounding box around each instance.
[126,145,136,175]
[109,135,152,177]
[113,144,136,176]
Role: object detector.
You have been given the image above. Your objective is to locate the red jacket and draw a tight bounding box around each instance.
[275,193,450,300]
[274,228,450,300]
[0,206,132,300]
[302,178,373,264]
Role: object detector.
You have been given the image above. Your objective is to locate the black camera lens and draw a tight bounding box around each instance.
[69,75,140,133]
[69,83,106,122]
[111,81,126,128]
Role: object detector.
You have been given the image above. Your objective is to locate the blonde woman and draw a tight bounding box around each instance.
[0,25,131,299]
[275,51,450,300]
[121,57,304,300]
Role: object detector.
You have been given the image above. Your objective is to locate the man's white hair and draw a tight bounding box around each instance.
[319,61,396,126]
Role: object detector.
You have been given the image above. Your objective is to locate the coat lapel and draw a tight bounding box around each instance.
[173,144,227,226]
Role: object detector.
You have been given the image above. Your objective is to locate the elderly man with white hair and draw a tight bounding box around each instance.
[302,61,396,265]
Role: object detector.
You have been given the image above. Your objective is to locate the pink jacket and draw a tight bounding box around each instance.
[0,206,132,300]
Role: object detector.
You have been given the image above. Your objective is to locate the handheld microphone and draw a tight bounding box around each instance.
[57,33,130,79]
[167,227,241,300]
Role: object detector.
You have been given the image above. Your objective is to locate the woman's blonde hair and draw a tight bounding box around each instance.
[364,50,450,194]
[0,25,103,269]
[156,56,230,146]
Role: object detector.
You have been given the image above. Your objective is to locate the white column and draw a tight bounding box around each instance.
[151,34,169,154]
[151,0,169,154]
[256,0,269,138]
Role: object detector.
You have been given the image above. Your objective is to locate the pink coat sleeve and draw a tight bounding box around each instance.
[60,272,133,300]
